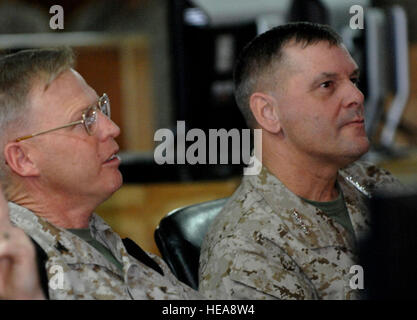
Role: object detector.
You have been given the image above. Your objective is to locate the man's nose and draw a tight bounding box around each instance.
[343,81,365,109]
[97,112,121,140]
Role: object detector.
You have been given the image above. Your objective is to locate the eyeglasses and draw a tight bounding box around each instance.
[15,93,111,142]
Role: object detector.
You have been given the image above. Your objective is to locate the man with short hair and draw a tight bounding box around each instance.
[0,47,201,300]
[199,22,402,300]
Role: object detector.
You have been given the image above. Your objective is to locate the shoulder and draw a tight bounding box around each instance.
[8,202,59,252]
[342,160,392,178]
[341,160,403,195]
[200,175,289,276]
[204,177,276,244]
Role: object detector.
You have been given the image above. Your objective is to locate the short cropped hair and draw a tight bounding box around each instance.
[0,47,75,183]
[234,22,342,128]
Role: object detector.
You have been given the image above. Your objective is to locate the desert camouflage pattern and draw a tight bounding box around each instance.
[8,202,202,300]
[199,161,402,300]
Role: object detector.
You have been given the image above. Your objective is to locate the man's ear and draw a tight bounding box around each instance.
[4,142,39,177]
[249,92,282,133]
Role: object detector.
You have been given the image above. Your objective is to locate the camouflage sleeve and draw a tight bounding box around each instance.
[201,234,318,300]
[149,254,206,299]
[232,239,319,300]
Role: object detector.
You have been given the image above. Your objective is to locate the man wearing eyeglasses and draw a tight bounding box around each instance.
[0,47,201,300]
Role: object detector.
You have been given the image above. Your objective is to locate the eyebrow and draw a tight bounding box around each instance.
[68,97,98,121]
[310,68,360,89]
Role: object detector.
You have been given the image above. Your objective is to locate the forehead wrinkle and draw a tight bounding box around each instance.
[316,68,359,79]
[52,70,96,108]
[30,70,97,129]
[291,44,357,78]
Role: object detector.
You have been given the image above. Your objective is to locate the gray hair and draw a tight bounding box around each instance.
[0,47,75,184]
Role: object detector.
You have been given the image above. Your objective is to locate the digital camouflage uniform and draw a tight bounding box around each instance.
[8,202,202,300]
[199,161,402,300]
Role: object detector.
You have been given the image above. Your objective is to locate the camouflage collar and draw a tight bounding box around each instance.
[245,164,370,250]
[8,202,125,276]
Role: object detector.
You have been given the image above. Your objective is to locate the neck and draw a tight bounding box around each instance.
[262,134,341,202]
[7,179,93,228]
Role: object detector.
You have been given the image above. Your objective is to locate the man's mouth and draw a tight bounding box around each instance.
[104,151,120,164]
[345,118,365,126]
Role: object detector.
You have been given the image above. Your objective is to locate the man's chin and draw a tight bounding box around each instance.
[102,171,123,200]
[340,138,370,165]
[112,171,123,191]
[357,136,371,154]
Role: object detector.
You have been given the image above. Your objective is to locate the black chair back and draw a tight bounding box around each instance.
[154,198,228,290]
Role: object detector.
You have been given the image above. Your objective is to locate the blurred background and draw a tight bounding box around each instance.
[0,0,416,255]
